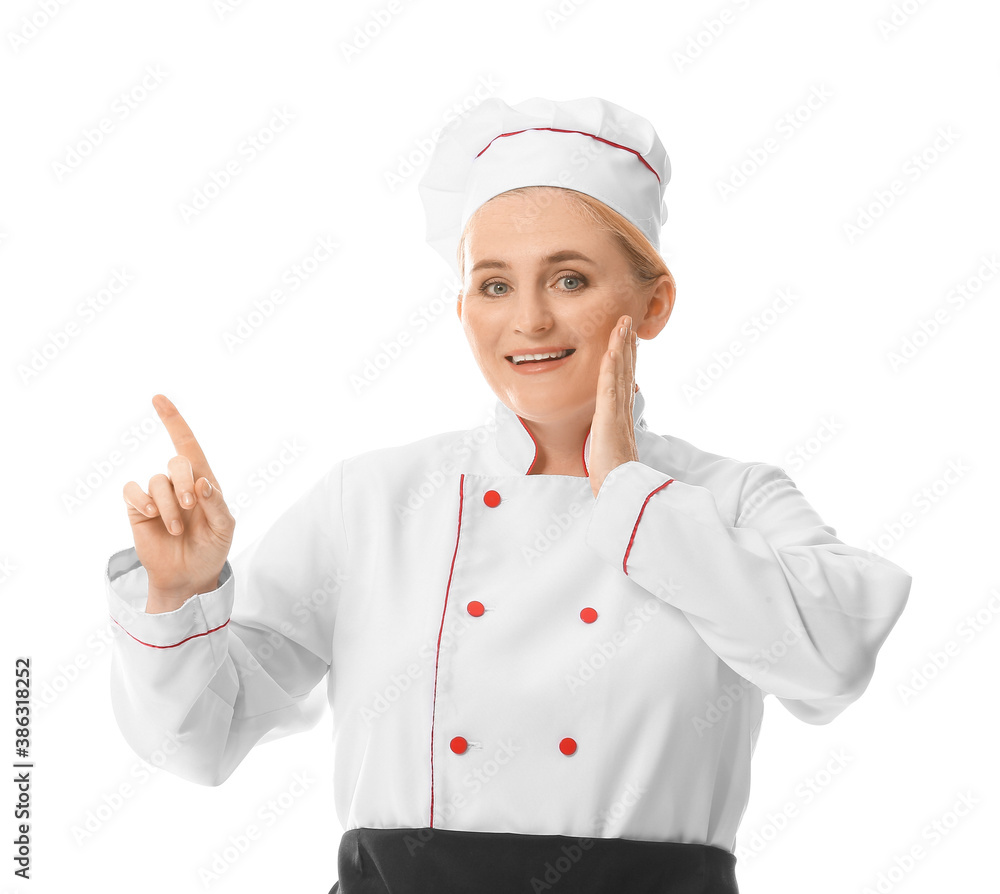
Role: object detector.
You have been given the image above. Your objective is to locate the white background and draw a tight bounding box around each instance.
[1,0,997,891]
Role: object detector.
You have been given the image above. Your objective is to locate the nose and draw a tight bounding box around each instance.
[512,284,554,335]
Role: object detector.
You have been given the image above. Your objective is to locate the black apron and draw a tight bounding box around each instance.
[327,827,739,893]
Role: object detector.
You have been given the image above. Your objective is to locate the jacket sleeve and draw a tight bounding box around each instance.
[105,457,350,785]
[585,459,912,724]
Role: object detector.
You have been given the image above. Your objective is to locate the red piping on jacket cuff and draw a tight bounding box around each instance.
[622,478,675,575]
[109,613,231,649]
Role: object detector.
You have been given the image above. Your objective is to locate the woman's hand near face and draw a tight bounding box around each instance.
[121,394,236,614]
[588,315,639,499]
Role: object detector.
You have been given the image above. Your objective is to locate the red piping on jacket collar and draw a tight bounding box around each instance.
[515,414,592,477]
[516,415,539,475]
[494,390,645,476]
[476,127,660,183]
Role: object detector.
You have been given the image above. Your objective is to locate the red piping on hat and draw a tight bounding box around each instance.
[109,613,231,648]
[623,478,674,575]
[476,127,660,183]
[429,473,465,827]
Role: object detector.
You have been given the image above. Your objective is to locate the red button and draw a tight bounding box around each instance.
[559,737,577,756]
[580,607,598,623]
[483,490,501,507]
[450,736,468,754]
[467,601,485,617]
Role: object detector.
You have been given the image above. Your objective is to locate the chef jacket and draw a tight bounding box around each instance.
[105,389,912,892]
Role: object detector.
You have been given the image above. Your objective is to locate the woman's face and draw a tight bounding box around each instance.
[456,187,673,425]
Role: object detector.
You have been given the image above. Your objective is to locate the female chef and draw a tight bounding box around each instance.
[107,96,913,893]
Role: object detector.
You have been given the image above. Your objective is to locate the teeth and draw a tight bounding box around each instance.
[511,349,571,364]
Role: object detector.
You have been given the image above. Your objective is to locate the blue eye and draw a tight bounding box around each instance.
[476,274,587,298]
[479,280,509,297]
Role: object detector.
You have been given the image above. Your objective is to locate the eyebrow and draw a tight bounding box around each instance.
[469,251,596,276]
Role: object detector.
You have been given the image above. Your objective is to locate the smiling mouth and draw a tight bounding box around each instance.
[506,349,576,365]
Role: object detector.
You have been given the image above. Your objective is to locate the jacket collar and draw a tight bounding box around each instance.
[493,388,647,476]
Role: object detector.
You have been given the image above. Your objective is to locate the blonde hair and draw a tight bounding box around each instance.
[458,185,675,294]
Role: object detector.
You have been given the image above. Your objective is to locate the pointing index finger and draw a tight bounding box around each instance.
[152,394,219,490]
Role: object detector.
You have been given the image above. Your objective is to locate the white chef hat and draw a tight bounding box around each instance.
[417,96,671,279]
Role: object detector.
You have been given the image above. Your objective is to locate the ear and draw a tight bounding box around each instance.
[455,293,463,321]
[636,274,675,339]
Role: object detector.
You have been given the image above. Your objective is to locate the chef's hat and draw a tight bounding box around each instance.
[417,96,671,279]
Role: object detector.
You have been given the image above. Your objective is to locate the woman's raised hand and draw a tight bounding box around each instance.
[122,394,236,613]
[588,315,640,500]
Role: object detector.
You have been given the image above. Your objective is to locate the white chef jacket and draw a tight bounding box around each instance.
[105,389,912,854]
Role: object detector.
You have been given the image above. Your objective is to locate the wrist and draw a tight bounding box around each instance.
[146,580,217,614]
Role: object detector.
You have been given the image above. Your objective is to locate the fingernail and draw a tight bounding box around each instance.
[170,520,182,534]
[182,492,194,507]
[202,480,212,498]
